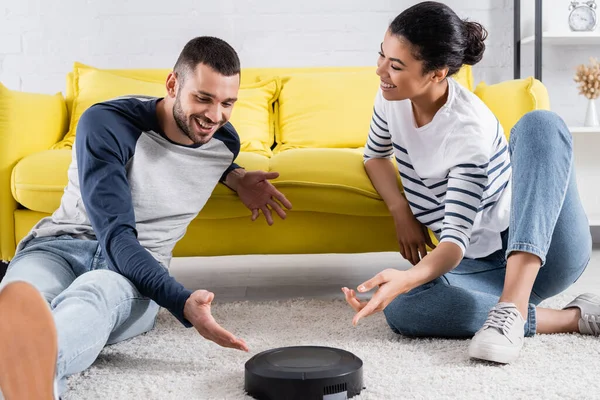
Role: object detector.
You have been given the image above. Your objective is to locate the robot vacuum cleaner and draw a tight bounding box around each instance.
[244,346,364,400]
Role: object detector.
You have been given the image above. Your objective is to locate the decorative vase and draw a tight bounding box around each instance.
[585,99,600,127]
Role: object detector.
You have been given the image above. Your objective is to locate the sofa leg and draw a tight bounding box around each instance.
[0,261,7,283]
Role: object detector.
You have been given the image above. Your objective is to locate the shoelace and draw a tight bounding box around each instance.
[482,305,519,336]
[582,314,600,335]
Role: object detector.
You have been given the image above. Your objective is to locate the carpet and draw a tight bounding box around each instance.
[64,293,599,400]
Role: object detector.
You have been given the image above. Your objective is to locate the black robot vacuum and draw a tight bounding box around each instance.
[244,346,364,400]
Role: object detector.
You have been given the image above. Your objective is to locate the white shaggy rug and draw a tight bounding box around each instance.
[64,294,599,400]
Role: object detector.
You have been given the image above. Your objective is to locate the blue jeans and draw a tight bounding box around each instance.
[0,235,160,395]
[384,110,592,338]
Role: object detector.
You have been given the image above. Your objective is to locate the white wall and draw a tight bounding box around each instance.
[0,0,596,126]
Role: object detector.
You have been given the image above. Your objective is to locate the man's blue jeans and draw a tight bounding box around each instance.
[0,235,160,395]
[383,110,592,338]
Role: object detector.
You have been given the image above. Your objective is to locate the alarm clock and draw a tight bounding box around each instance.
[568,0,598,31]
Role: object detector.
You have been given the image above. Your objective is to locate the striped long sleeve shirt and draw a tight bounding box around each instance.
[364,78,511,259]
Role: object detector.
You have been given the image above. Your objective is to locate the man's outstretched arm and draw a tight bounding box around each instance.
[76,104,193,327]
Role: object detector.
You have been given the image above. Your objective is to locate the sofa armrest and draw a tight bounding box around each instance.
[0,83,68,261]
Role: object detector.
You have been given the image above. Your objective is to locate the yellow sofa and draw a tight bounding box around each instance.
[0,63,550,262]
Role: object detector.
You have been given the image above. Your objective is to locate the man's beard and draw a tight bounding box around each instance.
[173,93,198,144]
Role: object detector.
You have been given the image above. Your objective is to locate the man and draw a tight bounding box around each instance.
[0,36,292,399]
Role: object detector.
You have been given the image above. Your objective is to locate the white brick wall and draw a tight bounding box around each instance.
[0,0,596,126]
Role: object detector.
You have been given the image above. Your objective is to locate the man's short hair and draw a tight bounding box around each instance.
[173,36,240,81]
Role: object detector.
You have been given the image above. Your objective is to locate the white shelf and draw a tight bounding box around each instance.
[570,126,600,134]
[522,31,600,45]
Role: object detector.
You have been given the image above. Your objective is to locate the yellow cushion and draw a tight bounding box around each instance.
[268,148,401,216]
[228,78,281,156]
[54,64,164,151]
[11,150,72,214]
[11,149,270,217]
[276,69,378,152]
[0,84,68,164]
[474,77,550,137]
[271,66,473,152]
[55,63,280,157]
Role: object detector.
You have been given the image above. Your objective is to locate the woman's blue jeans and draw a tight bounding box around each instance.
[383,111,592,338]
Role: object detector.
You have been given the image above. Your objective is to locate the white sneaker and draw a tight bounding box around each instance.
[563,293,600,335]
[468,302,525,364]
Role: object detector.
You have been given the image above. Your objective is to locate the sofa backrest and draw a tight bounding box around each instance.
[58,63,476,156]
[57,63,550,156]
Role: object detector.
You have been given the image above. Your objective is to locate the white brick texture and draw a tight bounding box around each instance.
[0,0,596,126]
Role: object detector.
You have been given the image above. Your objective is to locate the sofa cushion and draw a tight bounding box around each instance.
[275,69,379,152]
[55,63,280,157]
[268,148,401,216]
[11,149,270,218]
[12,147,400,219]
[272,66,473,152]
[474,76,550,137]
[11,150,72,214]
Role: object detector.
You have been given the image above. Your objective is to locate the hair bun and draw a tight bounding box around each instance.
[462,21,487,65]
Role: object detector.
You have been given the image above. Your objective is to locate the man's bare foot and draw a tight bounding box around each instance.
[0,281,58,400]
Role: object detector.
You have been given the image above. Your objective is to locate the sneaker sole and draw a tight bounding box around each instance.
[0,281,57,400]
[468,341,522,364]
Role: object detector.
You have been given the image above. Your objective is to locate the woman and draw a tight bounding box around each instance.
[343,1,597,364]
